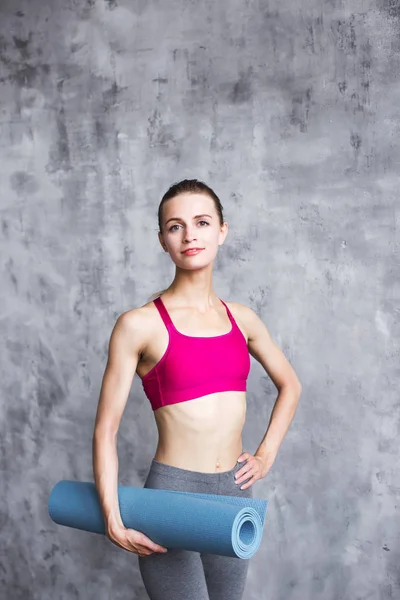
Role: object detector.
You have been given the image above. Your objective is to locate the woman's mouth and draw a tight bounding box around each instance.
[182,248,204,255]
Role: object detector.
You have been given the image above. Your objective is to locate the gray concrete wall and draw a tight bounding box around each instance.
[1,0,399,598]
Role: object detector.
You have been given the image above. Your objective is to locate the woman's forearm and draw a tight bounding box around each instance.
[92,430,125,533]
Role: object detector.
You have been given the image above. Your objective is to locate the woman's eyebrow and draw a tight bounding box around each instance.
[165,214,213,225]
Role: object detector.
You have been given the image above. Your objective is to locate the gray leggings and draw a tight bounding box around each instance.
[138,457,253,600]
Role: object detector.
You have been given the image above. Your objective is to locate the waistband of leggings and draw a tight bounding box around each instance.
[149,458,244,483]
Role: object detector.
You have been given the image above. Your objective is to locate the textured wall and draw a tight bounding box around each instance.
[1,0,399,598]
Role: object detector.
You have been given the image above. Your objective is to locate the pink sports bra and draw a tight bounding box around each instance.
[141,296,251,411]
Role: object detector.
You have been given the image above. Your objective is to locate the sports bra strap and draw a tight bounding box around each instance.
[219,298,234,324]
[153,296,173,327]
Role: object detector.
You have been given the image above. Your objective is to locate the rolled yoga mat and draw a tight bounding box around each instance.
[48,480,268,559]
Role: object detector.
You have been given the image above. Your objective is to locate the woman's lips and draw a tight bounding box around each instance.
[182,248,204,255]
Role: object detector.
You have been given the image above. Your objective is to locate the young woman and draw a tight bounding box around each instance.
[92,179,302,600]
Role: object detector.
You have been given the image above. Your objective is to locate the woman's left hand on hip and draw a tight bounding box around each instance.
[234,451,275,490]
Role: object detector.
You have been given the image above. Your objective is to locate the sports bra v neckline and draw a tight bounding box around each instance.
[155,295,234,339]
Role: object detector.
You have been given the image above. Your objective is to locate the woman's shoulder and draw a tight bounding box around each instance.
[111,301,160,358]
[116,299,159,334]
[223,299,257,320]
[118,300,156,327]
[222,299,261,337]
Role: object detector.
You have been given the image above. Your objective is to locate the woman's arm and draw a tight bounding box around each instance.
[234,302,302,463]
[92,310,146,535]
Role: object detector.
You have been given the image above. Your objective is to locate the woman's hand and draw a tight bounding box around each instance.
[106,525,168,557]
[234,450,276,490]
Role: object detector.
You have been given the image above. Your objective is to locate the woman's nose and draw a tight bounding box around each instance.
[184,231,197,242]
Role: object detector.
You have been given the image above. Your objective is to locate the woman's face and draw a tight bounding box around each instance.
[158,193,228,268]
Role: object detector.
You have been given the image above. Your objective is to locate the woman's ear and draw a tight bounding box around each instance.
[158,231,168,252]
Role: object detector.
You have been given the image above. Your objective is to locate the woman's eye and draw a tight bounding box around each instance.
[169,221,209,232]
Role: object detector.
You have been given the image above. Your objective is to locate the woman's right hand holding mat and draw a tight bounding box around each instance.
[106,524,168,557]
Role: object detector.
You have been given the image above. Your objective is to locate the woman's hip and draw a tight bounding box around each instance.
[144,458,253,498]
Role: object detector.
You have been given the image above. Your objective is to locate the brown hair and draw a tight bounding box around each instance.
[147,179,225,303]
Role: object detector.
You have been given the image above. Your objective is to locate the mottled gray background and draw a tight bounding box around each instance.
[1,0,399,598]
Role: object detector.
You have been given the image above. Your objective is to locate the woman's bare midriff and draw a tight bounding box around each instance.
[152,391,247,473]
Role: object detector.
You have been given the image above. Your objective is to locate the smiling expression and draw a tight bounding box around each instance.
[158,193,229,268]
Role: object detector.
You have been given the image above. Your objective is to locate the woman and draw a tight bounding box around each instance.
[92,179,302,600]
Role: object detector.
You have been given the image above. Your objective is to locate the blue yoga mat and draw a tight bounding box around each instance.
[48,480,268,559]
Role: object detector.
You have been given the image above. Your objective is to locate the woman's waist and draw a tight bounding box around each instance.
[153,393,246,471]
[153,438,244,473]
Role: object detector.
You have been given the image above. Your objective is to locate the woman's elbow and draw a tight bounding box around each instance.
[92,422,118,442]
